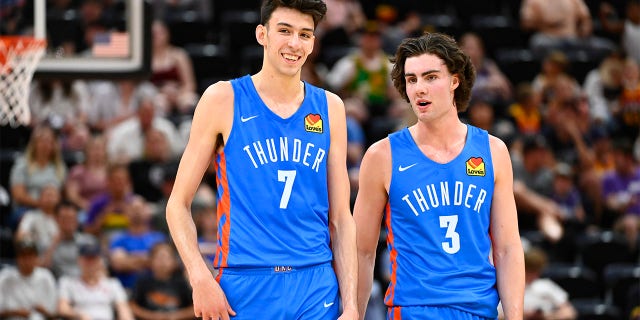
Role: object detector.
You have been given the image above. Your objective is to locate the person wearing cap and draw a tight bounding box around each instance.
[0,240,57,320]
[326,20,404,144]
[58,241,134,320]
[512,135,565,243]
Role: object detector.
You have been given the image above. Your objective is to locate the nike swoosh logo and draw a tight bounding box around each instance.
[324,301,334,308]
[241,115,258,122]
[398,163,417,172]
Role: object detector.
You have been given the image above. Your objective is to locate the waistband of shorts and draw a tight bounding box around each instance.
[217,261,332,275]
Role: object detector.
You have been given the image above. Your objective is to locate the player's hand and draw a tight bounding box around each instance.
[338,307,358,320]
[191,273,236,320]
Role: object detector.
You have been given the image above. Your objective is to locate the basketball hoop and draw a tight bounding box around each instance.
[0,36,46,127]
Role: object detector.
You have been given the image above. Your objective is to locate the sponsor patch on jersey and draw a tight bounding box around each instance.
[304,113,323,133]
[466,157,486,176]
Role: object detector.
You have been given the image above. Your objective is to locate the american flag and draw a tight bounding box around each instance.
[92,32,129,58]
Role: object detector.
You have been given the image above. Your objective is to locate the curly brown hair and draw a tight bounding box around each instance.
[390,32,476,112]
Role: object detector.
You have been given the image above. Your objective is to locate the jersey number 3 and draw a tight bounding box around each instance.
[277,170,297,209]
[439,215,460,254]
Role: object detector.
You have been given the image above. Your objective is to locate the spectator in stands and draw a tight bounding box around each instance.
[28,79,91,153]
[464,99,516,145]
[616,57,640,140]
[543,76,592,166]
[196,206,217,269]
[344,98,366,204]
[591,127,616,180]
[498,246,577,319]
[543,75,606,224]
[9,125,67,227]
[459,32,513,110]
[129,242,194,320]
[150,20,198,119]
[190,184,218,266]
[550,162,588,260]
[107,97,184,164]
[552,162,586,226]
[599,1,640,65]
[601,138,640,250]
[87,79,159,132]
[318,0,366,46]
[326,20,393,115]
[582,48,625,127]
[508,82,544,136]
[84,163,135,237]
[64,134,109,213]
[57,241,134,320]
[0,240,58,320]
[520,0,614,55]
[149,162,180,237]
[326,21,403,144]
[15,184,61,254]
[532,51,580,107]
[511,135,565,243]
[128,128,178,203]
[41,201,97,278]
[109,195,166,290]
[381,10,423,56]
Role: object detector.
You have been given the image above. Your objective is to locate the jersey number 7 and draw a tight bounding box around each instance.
[277,170,297,209]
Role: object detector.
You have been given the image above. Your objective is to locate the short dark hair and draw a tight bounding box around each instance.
[260,0,327,28]
[14,239,38,255]
[390,32,476,112]
[55,200,79,214]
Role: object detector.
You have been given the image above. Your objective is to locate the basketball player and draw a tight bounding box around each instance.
[354,33,524,319]
[166,0,357,319]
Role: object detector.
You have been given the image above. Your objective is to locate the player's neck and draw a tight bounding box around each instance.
[413,117,466,148]
[252,70,302,101]
[411,120,467,164]
[252,72,304,117]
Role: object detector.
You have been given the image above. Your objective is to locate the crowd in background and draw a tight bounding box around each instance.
[0,0,639,319]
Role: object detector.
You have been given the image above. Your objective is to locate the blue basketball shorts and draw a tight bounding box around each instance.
[387,305,496,320]
[217,262,339,319]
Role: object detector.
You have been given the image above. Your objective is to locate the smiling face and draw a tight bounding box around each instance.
[404,53,459,122]
[256,7,316,77]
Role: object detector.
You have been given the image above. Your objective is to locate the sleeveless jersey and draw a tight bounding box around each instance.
[214,75,332,268]
[385,125,499,318]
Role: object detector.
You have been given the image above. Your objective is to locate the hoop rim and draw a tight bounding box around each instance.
[0,36,47,50]
[0,36,47,66]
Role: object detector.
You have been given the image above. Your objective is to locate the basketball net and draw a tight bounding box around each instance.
[0,36,46,127]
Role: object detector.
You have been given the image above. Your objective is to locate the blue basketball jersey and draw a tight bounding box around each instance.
[385,125,499,318]
[214,75,333,268]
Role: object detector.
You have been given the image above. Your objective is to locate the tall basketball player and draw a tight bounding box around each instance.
[354,33,524,320]
[166,1,357,319]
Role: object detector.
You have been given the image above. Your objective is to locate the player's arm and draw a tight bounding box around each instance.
[489,136,525,320]
[166,81,235,320]
[353,139,390,320]
[325,92,358,320]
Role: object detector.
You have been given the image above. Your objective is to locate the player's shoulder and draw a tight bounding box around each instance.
[487,134,512,168]
[487,134,509,154]
[364,137,391,163]
[322,89,345,108]
[202,80,233,100]
[196,80,234,112]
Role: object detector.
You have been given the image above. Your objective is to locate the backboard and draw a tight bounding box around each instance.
[1,0,152,79]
